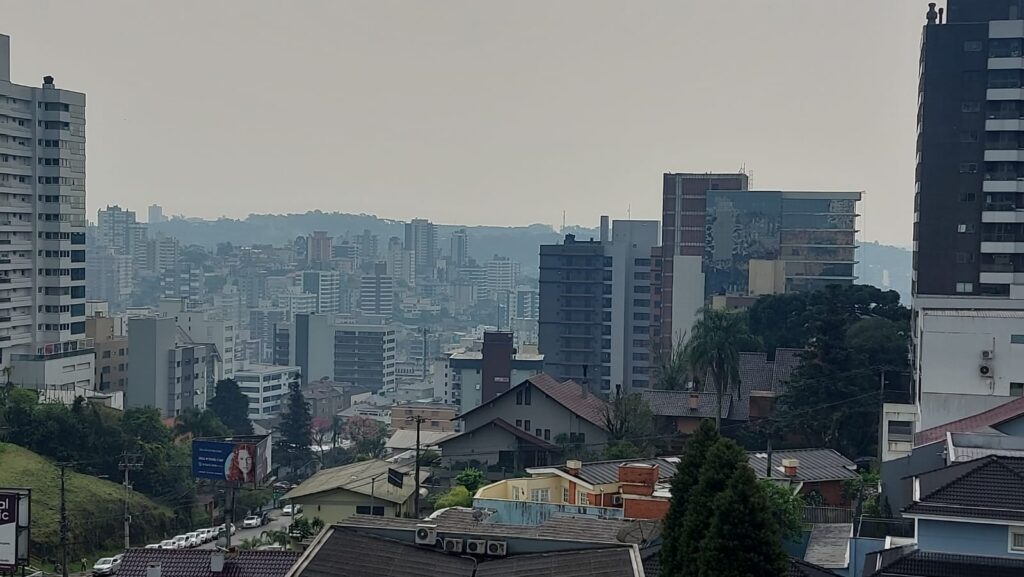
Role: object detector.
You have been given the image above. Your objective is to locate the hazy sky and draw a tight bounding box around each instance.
[5,1,924,246]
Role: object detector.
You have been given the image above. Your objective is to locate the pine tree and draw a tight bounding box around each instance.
[677,437,748,577]
[660,419,719,577]
[697,466,787,577]
[277,382,313,471]
[208,378,255,435]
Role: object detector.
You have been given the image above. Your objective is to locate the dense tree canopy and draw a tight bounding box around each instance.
[208,378,255,435]
[685,308,759,429]
[277,382,313,472]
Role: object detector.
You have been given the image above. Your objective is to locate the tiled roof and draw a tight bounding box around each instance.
[528,374,610,429]
[914,396,1024,446]
[640,389,731,419]
[282,458,425,504]
[747,449,857,483]
[290,525,642,577]
[866,547,1024,577]
[453,373,610,430]
[904,456,1024,522]
[559,457,679,486]
[119,549,298,577]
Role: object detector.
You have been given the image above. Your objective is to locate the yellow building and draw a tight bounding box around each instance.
[282,459,429,523]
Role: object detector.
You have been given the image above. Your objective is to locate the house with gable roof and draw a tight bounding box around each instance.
[438,374,610,471]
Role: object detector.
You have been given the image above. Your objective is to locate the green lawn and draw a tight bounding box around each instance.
[0,443,174,565]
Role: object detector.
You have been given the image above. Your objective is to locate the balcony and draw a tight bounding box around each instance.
[981,241,1024,253]
[988,88,1024,100]
[982,210,1024,223]
[985,149,1024,162]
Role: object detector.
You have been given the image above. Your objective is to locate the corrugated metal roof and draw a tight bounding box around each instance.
[282,459,425,504]
[747,449,857,482]
[567,457,679,486]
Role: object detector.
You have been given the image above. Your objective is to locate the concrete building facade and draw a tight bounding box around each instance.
[235,362,301,420]
[126,316,211,417]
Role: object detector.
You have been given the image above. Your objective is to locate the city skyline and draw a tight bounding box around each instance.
[4,1,922,246]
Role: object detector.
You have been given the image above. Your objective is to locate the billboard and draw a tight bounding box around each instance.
[192,436,272,487]
[0,489,30,571]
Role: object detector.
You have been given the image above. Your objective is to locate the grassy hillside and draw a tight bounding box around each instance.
[0,443,174,562]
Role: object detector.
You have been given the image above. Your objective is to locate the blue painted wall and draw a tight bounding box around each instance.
[474,498,624,525]
[918,519,1023,559]
[849,537,886,577]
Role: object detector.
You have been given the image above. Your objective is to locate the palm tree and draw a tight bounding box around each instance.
[684,308,757,430]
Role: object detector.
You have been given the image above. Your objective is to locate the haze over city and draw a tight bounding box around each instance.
[5,0,920,246]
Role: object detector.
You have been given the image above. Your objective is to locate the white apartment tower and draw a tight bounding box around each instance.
[0,35,92,383]
[486,255,520,299]
[404,218,437,279]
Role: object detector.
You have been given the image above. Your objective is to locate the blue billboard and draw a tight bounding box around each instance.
[192,436,271,486]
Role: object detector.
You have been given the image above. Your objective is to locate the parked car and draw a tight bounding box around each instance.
[197,528,213,543]
[185,532,201,547]
[159,540,178,549]
[282,504,302,516]
[144,545,160,550]
[242,515,261,529]
[172,534,188,548]
[92,555,122,576]
[272,481,293,492]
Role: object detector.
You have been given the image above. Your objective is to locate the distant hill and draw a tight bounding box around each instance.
[151,211,911,301]
[0,443,173,562]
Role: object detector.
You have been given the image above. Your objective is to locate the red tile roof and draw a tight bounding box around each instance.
[915,397,1024,446]
[528,374,609,429]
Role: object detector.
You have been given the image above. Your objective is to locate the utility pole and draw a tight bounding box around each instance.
[119,453,143,550]
[412,415,425,518]
[59,463,68,577]
[421,327,428,382]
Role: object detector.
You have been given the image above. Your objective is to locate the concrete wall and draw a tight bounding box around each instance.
[473,497,624,525]
[918,519,1023,559]
[671,255,704,344]
[126,317,176,412]
[608,220,658,392]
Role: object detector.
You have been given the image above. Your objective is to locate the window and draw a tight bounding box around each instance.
[543,429,551,440]
[888,420,913,441]
[524,386,531,405]
[536,428,542,437]
[633,285,648,293]
[964,40,983,52]
[515,419,522,428]
[955,252,975,264]
[1011,383,1024,397]
[959,192,977,202]
[530,488,550,502]
[562,487,569,503]
[1011,335,1024,344]
[516,390,523,405]
[578,491,588,505]
[1010,527,1024,553]
[524,419,531,431]
[355,506,385,516]
[961,101,982,112]
[959,163,978,173]
[956,282,974,293]
[957,223,975,233]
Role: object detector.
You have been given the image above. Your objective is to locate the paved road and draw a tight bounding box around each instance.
[199,508,291,549]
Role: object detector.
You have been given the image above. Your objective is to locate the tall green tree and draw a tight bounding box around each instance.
[685,308,758,429]
[208,379,254,435]
[277,382,313,471]
[654,341,690,391]
[174,408,230,438]
[603,392,656,457]
[660,419,719,577]
[697,466,788,577]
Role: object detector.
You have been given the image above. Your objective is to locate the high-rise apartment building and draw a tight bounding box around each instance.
[486,255,520,300]
[385,235,416,286]
[148,204,164,223]
[359,261,395,317]
[354,229,379,262]
[280,313,396,391]
[913,1,1024,299]
[405,218,437,279]
[97,205,137,252]
[606,219,659,391]
[300,270,341,314]
[0,35,91,382]
[514,287,540,320]
[652,172,748,352]
[307,231,333,269]
[126,316,212,417]
[149,233,180,275]
[450,228,469,267]
[539,232,610,392]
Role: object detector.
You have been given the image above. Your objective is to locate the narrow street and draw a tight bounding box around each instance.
[199,508,292,549]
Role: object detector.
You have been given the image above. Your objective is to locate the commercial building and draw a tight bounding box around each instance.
[404,218,437,279]
[358,262,395,317]
[125,316,212,417]
[652,172,749,351]
[0,35,90,374]
[234,362,301,420]
[281,313,396,392]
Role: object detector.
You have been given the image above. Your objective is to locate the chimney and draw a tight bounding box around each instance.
[42,75,54,88]
[925,2,937,24]
[688,393,700,411]
[146,563,161,577]
[618,463,658,497]
[782,458,799,477]
[211,551,225,573]
[566,459,582,476]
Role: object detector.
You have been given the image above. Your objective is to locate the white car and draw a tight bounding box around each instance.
[159,539,178,549]
[282,504,302,516]
[185,532,201,547]
[91,555,121,576]
[242,515,261,529]
[144,544,160,550]
[196,528,211,543]
[172,534,188,548]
